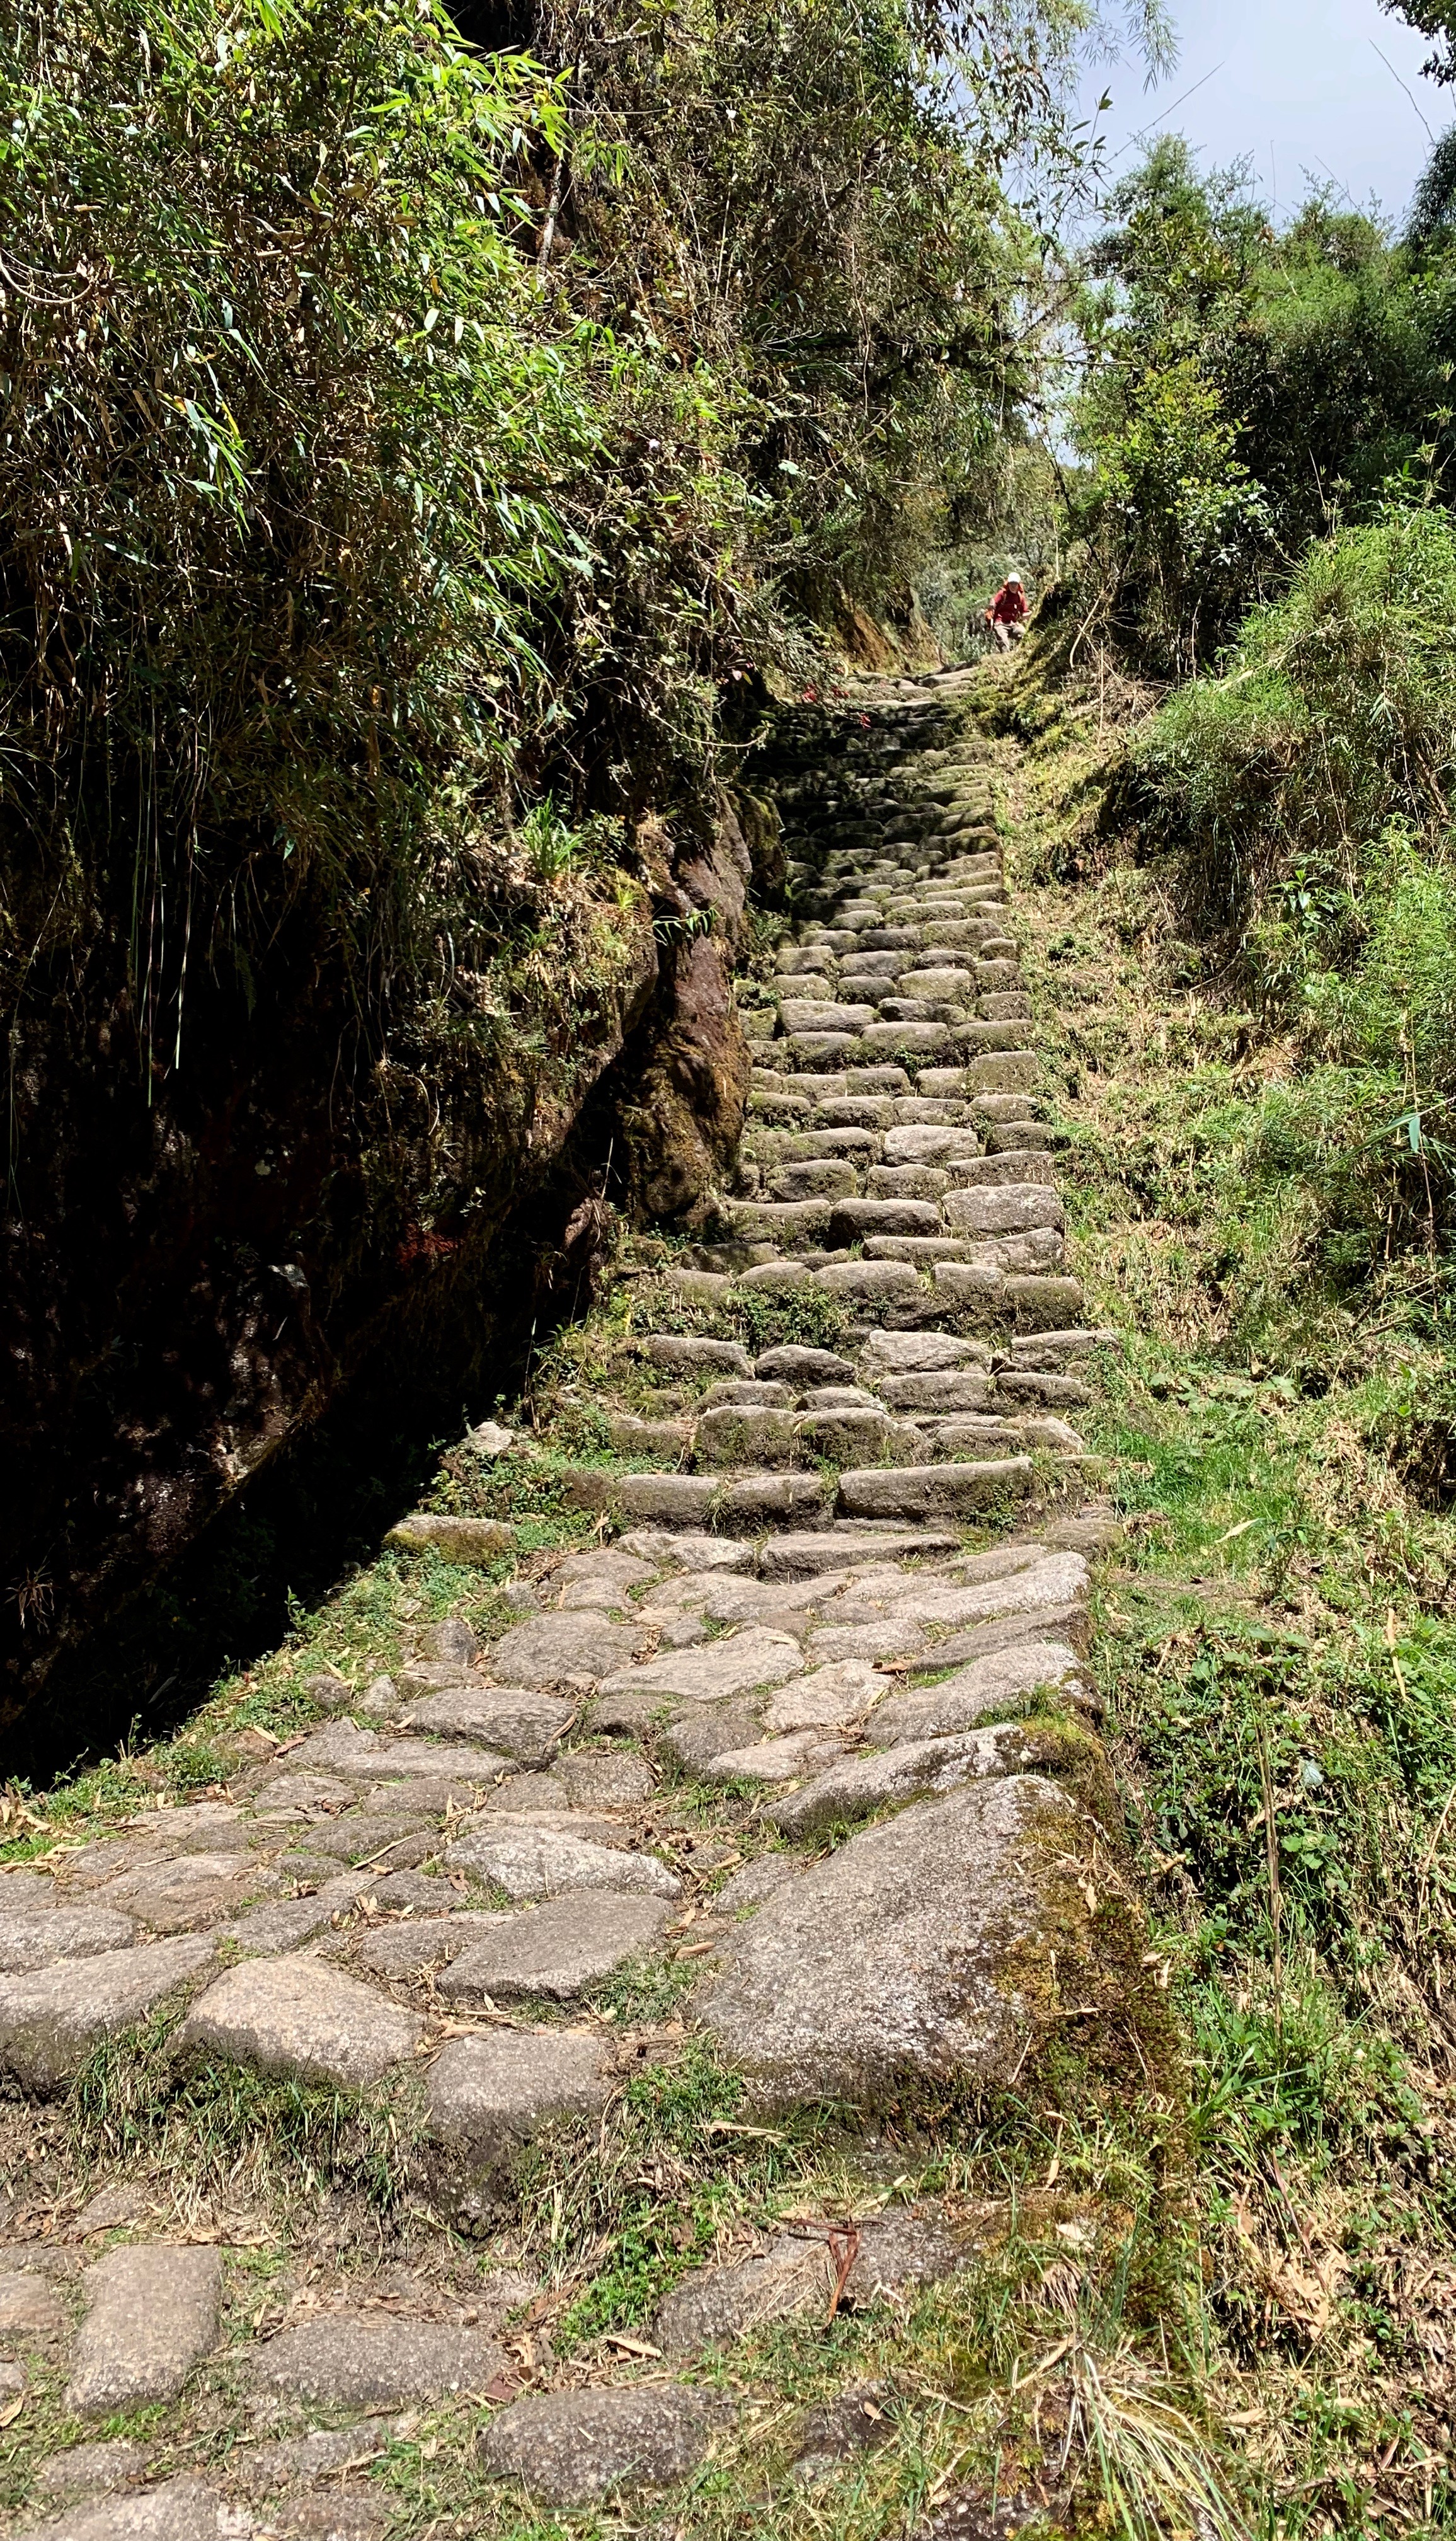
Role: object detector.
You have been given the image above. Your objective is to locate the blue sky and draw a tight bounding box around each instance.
[1081,0,1449,230]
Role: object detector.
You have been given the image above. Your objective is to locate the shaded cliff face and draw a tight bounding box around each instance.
[2,803,749,1765]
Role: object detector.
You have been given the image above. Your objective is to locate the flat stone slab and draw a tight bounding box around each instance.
[95,1853,271,1934]
[36,2441,155,2503]
[765,1721,1057,1838]
[16,2475,228,2541]
[232,2425,388,2496]
[554,1752,654,1806]
[869,1641,1084,1745]
[438,1894,674,2001]
[248,2316,506,2407]
[600,1627,804,1704]
[473,1773,570,1816]
[293,1814,430,1864]
[656,2233,827,2355]
[861,1020,948,1055]
[756,1530,958,1578]
[479,2387,714,2506]
[753,1347,856,1385]
[654,2206,965,2358]
[0,1908,135,1971]
[640,1334,753,1376]
[386,1515,513,1564]
[700,1777,1082,2106]
[945,1184,1063,1235]
[421,1616,480,1662]
[761,1660,885,1733]
[1009,1325,1118,1363]
[0,1872,58,1911]
[837,1458,1033,1519]
[0,1937,217,2091]
[719,1472,827,1526]
[489,1613,647,1688]
[618,1530,752,1571]
[814,1260,920,1305]
[0,2268,69,2334]
[778,998,876,1034]
[253,1768,362,1816]
[845,2208,967,2301]
[287,1722,513,1783]
[67,2246,222,2413]
[445,1826,680,1900]
[604,1412,691,1453]
[1005,1274,1086,1327]
[859,1329,989,1373]
[694,1405,797,1468]
[427,2031,610,2175]
[219,1888,362,1955]
[828,1199,943,1245]
[878,1368,995,1412]
[954,1149,1054,1185]
[797,1409,925,1465]
[706,1730,840,1785]
[717,1857,800,1915]
[592,1474,714,1525]
[660,1698,767,1773]
[554,1552,660,1607]
[175,1958,423,2089]
[62,1803,254,1871]
[352,1913,502,1979]
[397,1688,572,1763]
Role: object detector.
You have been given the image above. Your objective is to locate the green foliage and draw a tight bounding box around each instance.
[0,0,1174,1098]
[1071,139,1455,669]
[532,0,1173,626]
[0,0,616,1063]
[728,1282,849,1356]
[1130,507,1456,1306]
[1384,0,1456,83]
[1104,1584,1456,1973]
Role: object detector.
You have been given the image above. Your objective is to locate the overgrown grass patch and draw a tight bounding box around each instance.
[67,2022,421,2216]
[994,638,1456,2530]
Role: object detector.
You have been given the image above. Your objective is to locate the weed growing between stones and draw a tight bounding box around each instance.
[67,2022,419,2218]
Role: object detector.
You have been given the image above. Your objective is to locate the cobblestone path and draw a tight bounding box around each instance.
[0,670,1153,2538]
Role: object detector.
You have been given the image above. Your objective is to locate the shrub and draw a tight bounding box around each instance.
[1134,507,1456,1322]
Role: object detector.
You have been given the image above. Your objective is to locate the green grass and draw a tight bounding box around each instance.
[67,2022,421,2215]
[985,633,1456,2537]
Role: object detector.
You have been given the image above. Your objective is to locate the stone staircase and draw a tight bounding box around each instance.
[0,671,1152,2539]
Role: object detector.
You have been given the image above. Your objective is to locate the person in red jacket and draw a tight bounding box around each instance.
[985,570,1028,652]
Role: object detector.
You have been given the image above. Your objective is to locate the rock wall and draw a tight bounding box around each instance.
[1,803,750,1763]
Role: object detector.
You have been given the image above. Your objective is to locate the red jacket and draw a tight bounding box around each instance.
[989,582,1028,624]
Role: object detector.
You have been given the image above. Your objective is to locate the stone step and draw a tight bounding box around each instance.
[836,1457,1035,1518]
[864,1235,973,1262]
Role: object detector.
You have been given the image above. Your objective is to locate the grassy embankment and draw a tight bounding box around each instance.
[989,594,1456,2535]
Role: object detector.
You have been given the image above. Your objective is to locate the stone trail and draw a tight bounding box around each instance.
[0,666,1138,2535]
